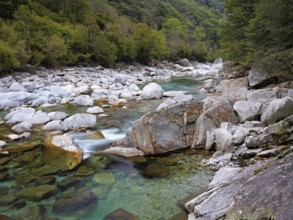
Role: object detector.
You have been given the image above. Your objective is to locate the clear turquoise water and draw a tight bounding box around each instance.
[0,76,212,219]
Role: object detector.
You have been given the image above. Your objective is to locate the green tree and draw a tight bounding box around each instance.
[131,23,167,64]
[218,0,259,65]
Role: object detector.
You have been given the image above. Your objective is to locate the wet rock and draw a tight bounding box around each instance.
[86,106,104,114]
[94,172,115,185]
[52,189,96,215]
[63,113,96,130]
[15,150,40,165]
[128,101,203,154]
[36,176,56,185]
[11,121,32,133]
[143,163,170,178]
[233,101,262,122]
[23,205,48,220]
[17,184,56,201]
[83,131,105,139]
[58,176,85,190]
[141,82,164,99]
[75,165,95,176]
[48,111,68,120]
[33,165,60,176]
[156,157,178,166]
[42,120,68,131]
[261,97,293,125]
[0,195,17,206]
[16,174,36,185]
[5,142,40,153]
[101,147,144,157]
[104,208,138,220]
[43,135,83,171]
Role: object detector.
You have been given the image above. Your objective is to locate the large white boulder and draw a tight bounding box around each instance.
[261,97,293,124]
[233,101,262,122]
[141,83,164,99]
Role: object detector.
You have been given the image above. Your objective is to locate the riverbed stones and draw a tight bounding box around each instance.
[143,163,170,178]
[104,208,138,220]
[94,172,115,185]
[11,121,32,133]
[101,147,144,157]
[48,111,68,120]
[86,106,104,114]
[63,113,96,130]
[72,95,94,106]
[17,185,56,201]
[42,120,68,131]
[52,189,96,215]
[141,82,164,99]
[43,135,83,171]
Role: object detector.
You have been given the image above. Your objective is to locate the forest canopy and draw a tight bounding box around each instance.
[0,0,224,73]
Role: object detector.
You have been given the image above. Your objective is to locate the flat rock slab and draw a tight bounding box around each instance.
[53,189,96,215]
[17,185,56,201]
[104,208,138,220]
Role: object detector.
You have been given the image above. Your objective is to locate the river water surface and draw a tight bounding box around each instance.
[0,75,213,219]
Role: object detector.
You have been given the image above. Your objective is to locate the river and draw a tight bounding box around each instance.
[0,75,213,220]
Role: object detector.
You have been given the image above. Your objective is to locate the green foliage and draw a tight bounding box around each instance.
[131,23,167,64]
[0,0,225,73]
[0,40,20,73]
[219,0,293,69]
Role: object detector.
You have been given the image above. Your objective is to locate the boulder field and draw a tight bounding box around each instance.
[109,61,293,220]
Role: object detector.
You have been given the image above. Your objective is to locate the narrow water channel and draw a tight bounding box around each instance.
[0,76,213,219]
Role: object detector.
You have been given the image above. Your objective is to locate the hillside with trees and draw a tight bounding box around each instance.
[219,0,293,75]
[0,0,224,73]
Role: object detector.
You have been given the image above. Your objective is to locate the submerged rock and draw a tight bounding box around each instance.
[43,135,83,171]
[17,185,56,201]
[94,172,115,185]
[143,163,170,178]
[52,189,96,215]
[104,208,138,220]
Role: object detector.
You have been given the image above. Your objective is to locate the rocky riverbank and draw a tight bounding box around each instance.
[112,61,293,219]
